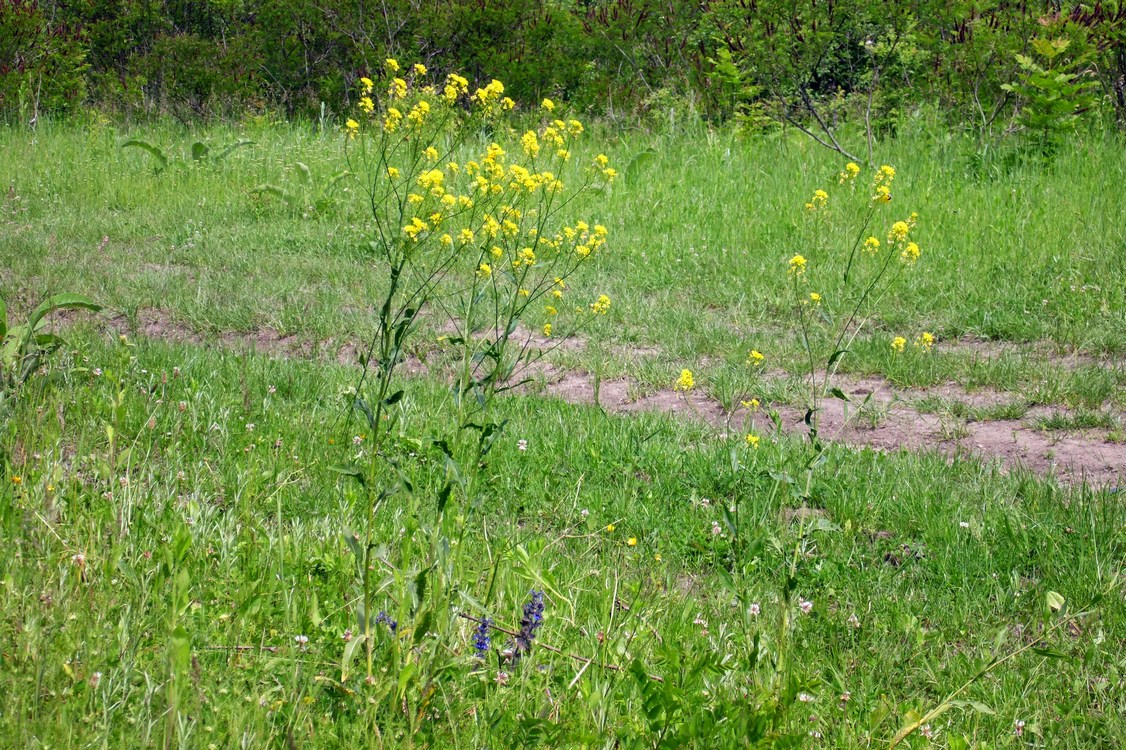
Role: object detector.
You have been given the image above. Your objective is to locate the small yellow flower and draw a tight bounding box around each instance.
[745,433,760,448]
[388,77,407,99]
[872,184,892,203]
[788,254,807,275]
[809,292,822,304]
[424,146,439,162]
[888,221,910,243]
[439,233,453,246]
[674,369,695,392]
[521,130,540,157]
[806,189,828,210]
[542,98,556,112]
[590,294,611,315]
[358,96,375,114]
[386,166,400,179]
[545,305,558,316]
[863,236,881,254]
[458,228,475,245]
[359,77,374,94]
[914,331,935,352]
[654,553,662,562]
[477,262,492,279]
[606,523,615,532]
[412,63,427,76]
[839,161,861,182]
[627,537,637,547]
[741,398,760,411]
[748,350,765,366]
[543,323,552,337]
[344,119,360,138]
[891,336,907,353]
[10,476,21,485]
[900,242,920,264]
[385,58,400,73]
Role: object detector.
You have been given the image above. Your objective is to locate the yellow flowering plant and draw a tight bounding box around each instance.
[335,63,615,686]
[790,163,922,473]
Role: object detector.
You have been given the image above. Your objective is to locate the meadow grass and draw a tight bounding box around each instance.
[1,116,1125,747]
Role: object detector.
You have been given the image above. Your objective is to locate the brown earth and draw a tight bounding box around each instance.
[52,307,1126,487]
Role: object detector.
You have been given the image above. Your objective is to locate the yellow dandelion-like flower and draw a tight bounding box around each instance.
[594,154,609,168]
[891,336,907,353]
[788,254,807,275]
[490,245,503,258]
[518,288,530,297]
[674,369,695,392]
[914,332,935,352]
[627,537,637,547]
[567,119,584,136]
[745,433,761,448]
[900,242,920,264]
[863,236,881,254]
[606,523,615,532]
[748,350,765,366]
[809,292,822,304]
[11,476,21,485]
[654,553,662,562]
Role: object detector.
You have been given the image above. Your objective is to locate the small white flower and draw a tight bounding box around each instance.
[295,634,309,646]
[89,671,102,688]
[580,509,589,517]
[342,629,352,642]
[517,439,528,451]
[118,476,129,488]
[847,613,861,629]
[959,521,970,528]
[839,691,851,704]
[711,521,722,536]
[798,692,815,703]
[353,435,363,445]
[178,401,187,412]
[92,368,103,376]
[749,602,761,616]
[700,497,711,507]
[268,385,277,394]
[799,599,813,614]
[1013,719,1025,737]
[71,553,86,566]
[246,423,255,432]
[495,671,510,686]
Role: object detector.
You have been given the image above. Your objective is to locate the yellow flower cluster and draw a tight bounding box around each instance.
[891,336,907,353]
[788,254,807,276]
[914,331,935,351]
[748,349,765,366]
[839,162,861,183]
[590,294,611,315]
[871,164,895,203]
[863,236,882,255]
[674,369,695,392]
[805,189,829,211]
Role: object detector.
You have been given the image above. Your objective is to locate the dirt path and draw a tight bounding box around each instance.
[75,309,1126,487]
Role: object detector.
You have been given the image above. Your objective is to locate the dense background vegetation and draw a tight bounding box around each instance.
[3,0,1125,138]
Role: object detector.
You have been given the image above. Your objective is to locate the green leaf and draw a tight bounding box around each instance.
[294,162,312,184]
[191,142,210,161]
[213,140,254,161]
[0,294,7,339]
[340,633,366,682]
[1046,590,1065,612]
[249,184,296,208]
[121,139,168,170]
[330,464,366,487]
[27,294,101,333]
[828,387,849,401]
[169,625,191,672]
[625,147,658,184]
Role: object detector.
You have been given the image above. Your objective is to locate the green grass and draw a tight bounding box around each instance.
[2,116,1126,747]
